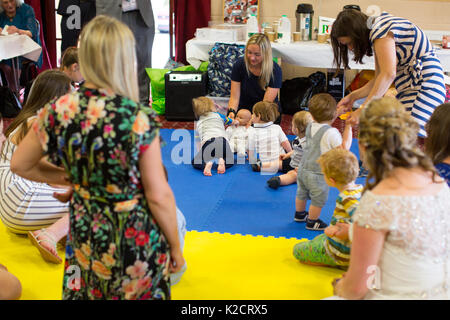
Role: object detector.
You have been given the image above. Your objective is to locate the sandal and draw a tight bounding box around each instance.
[28,229,62,264]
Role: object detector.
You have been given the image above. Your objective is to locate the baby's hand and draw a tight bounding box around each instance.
[325,223,350,241]
[232,120,239,127]
[324,225,339,237]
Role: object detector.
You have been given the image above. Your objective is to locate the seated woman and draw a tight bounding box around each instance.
[0,70,71,264]
[0,0,42,92]
[331,97,450,300]
[227,33,282,124]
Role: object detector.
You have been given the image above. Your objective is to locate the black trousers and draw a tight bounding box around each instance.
[192,137,234,170]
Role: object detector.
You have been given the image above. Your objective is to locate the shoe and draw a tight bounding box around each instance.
[294,211,308,222]
[251,160,261,172]
[170,262,187,286]
[267,176,281,189]
[358,160,369,177]
[306,218,328,231]
[28,229,62,264]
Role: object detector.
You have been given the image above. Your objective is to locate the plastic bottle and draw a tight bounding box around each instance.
[278,15,291,44]
[246,14,259,40]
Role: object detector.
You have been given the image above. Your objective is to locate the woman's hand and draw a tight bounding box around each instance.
[169,247,185,273]
[227,109,236,120]
[336,93,355,115]
[53,187,74,203]
[6,26,19,35]
[332,274,346,296]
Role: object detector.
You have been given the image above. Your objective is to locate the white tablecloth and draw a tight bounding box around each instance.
[0,34,42,62]
[186,38,450,72]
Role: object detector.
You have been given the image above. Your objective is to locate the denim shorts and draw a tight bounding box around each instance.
[296,170,329,207]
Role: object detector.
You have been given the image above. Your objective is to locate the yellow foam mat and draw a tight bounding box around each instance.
[0,222,344,300]
[172,231,344,300]
[0,222,64,300]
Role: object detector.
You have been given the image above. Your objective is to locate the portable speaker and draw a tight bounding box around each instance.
[164,71,207,121]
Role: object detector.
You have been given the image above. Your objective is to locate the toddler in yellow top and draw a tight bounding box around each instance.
[293,148,363,268]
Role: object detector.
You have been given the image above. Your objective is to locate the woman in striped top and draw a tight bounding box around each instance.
[331,9,446,137]
[0,70,71,264]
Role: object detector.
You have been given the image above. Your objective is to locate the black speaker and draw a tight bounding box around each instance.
[164,71,207,121]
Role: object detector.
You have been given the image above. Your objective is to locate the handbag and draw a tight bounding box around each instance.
[0,86,22,118]
[207,43,245,97]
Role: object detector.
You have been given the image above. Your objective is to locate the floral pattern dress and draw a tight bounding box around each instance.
[34,87,170,300]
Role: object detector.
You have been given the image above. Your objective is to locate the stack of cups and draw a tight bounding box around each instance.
[264,26,275,42]
[272,21,279,41]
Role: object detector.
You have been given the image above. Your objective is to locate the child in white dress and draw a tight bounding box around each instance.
[226,109,253,158]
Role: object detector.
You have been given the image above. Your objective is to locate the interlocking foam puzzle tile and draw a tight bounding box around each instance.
[0,222,64,300]
[0,222,344,300]
[171,230,344,300]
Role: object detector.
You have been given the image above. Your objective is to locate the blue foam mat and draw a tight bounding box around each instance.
[160,128,365,240]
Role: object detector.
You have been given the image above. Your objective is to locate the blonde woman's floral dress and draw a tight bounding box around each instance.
[34,87,170,300]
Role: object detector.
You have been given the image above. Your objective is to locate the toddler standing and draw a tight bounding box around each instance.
[293,148,362,268]
[248,101,292,173]
[267,111,313,189]
[294,93,352,230]
[192,96,238,176]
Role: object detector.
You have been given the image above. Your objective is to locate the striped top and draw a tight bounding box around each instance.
[0,121,69,233]
[435,163,450,187]
[324,184,363,266]
[289,136,306,169]
[369,12,446,137]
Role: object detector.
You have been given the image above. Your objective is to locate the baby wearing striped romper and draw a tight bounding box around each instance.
[293,148,363,269]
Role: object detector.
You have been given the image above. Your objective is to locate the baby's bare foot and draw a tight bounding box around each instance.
[217,159,226,174]
[203,162,213,176]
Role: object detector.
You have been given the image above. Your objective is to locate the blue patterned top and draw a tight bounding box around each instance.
[435,162,450,187]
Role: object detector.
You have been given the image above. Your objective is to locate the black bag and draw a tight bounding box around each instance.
[0,86,22,118]
[280,71,326,115]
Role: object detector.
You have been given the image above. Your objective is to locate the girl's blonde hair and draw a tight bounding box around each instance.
[2,70,71,158]
[78,15,139,102]
[245,33,273,90]
[192,96,214,118]
[252,101,279,123]
[359,97,438,190]
[292,111,313,135]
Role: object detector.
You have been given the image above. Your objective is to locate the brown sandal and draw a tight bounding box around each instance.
[28,229,62,264]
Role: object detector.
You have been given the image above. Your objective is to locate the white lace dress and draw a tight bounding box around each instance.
[352,186,450,299]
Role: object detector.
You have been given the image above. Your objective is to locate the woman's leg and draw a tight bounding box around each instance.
[29,214,69,262]
[0,264,22,300]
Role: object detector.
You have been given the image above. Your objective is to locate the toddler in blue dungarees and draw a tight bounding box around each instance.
[294,93,353,231]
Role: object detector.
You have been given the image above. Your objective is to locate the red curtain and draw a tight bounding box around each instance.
[174,0,210,65]
[25,0,56,71]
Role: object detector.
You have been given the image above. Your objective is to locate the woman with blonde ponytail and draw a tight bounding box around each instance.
[331,96,450,300]
[227,33,283,124]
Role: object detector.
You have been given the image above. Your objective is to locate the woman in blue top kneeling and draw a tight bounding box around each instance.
[227,33,283,124]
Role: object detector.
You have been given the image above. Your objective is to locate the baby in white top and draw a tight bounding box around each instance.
[248,101,292,174]
[225,109,253,158]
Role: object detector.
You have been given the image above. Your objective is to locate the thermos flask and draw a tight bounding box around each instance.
[296,4,314,41]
